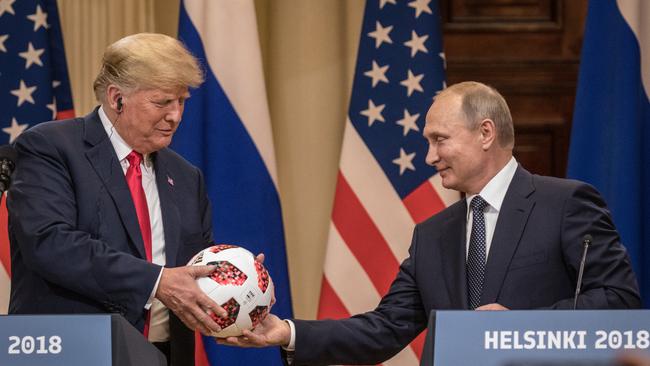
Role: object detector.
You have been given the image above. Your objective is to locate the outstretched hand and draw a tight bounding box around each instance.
[155,265,227,335]
[217,314,291,348]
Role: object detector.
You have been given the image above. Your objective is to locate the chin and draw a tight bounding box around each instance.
[155,138,173,150]
[439,174,455,189]
[440,180,453,190]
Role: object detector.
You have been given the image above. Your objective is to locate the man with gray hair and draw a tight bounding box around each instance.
[223,81,641,365]
[8,33,226,365]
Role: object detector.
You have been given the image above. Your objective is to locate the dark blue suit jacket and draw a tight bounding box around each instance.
[292,166,641,365]
[8,109,213,362]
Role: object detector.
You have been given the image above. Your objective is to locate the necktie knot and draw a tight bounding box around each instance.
[470,195,488,213]
[126,151,143,168]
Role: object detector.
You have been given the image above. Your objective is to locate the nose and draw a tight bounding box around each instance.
[165,100,183,123]
[425,143,439,166]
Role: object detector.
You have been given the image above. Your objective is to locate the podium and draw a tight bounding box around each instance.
[421,310,650,366]
[0,314,166,366]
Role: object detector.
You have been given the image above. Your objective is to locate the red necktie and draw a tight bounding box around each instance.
[125,151,153,337]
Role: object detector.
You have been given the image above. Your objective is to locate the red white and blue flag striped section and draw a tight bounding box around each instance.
[317,0,458,364]
[176,1,293,365]
[0,0,75,314]
[568,0,650,305]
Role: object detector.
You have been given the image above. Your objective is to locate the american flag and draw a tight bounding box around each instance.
[316,0,458,364]
[0,0,74,313]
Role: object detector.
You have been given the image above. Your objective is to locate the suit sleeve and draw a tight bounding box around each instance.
[547,182,641,309]
[8,128,161,323]
[292,226,427,365]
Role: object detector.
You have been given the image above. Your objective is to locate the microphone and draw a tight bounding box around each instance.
[0,145,17,193]
[573,234,592,310]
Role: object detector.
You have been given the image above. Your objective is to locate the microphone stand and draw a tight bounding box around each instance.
[573,235,592,310]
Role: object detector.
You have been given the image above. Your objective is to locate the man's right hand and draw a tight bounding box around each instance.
[218,314,291,348]
[155,265,227,335]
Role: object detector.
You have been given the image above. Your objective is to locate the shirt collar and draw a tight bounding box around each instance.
[466,156,518,216]
[98,105,151,165]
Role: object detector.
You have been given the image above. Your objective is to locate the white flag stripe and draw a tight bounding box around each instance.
[429,174,460,207]
[323,223,382,313]
[617,0,650,97]
[383,342,420,366]
[0,267,8,314]
[184,0,279,187]
[339,118,415,262]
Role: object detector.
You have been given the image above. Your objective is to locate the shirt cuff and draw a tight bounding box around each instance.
[283,319,296,351]
[145,267,164,310]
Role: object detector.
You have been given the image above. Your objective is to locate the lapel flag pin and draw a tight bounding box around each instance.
[167,175,174,186]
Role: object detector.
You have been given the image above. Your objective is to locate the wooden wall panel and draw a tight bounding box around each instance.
[440,0,588,177]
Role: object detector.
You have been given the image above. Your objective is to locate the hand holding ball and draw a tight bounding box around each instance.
[188,245,274,337]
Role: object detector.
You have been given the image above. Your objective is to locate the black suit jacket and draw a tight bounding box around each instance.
[8,109,214,365]
[292,166,641,365]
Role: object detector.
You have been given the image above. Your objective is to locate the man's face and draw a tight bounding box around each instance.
[114,87,189,154]
[423,94,486,194]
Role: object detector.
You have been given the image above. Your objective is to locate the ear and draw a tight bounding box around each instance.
[478,118,497,150]
[105,85,122,113]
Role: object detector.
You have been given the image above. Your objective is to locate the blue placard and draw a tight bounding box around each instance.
[0,315,111,366]
[432,310,650,366]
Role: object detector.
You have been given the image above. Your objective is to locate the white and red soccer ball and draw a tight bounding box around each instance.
[188,244,274,338]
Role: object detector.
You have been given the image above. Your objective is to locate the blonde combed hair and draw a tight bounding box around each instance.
[438,81,515,149]
[93,33,204,102]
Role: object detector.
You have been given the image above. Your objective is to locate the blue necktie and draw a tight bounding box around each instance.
[467,195,489,309]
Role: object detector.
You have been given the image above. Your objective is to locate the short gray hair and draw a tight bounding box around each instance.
[439,81,514,148]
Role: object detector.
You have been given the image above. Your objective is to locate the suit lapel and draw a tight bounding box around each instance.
[440,201,469,309]
[83,109,148,259]
[153,150,181,266]
[481,167,535,304]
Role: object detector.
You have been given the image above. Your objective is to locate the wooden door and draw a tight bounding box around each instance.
[441,0,588,177]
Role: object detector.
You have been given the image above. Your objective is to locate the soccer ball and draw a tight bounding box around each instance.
[188,244,274,338]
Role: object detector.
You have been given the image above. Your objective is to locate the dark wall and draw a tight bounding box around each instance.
[441,0,588,177]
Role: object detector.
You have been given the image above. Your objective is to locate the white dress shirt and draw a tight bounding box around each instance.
[99,106,169,342]
[465,156,518,260]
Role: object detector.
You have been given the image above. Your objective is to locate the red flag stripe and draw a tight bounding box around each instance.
[410,331,426,360]
[318,276,397,366]
[403,180,446,224]
[321,223,383,313]
[56,109,75,120]
[317,277,351,320]
[339,120,415,261]
[319,273,423,364]
[331,172,400,296]
[195,332,210,366]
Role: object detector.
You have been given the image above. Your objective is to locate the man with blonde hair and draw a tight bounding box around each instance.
[8,33,225,365]
[223,81,641,365]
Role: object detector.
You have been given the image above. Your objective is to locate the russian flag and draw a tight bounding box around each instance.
[175,1,293,364]
[568,0,650,304]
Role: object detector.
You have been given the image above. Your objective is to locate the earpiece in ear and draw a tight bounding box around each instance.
[117,97,123,112]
